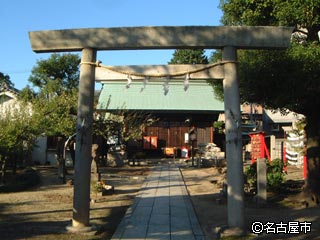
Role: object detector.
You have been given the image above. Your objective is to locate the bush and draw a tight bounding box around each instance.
[266,158,285,190]
[244,158,285,192]
[244,163,257,190]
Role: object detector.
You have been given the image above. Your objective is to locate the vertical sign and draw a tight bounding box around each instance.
[249,132,266,163]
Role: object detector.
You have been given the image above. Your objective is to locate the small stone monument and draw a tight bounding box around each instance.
[91,144,101,183]
[257,158,267,205]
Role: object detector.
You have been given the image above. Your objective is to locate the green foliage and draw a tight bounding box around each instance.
[0,75,38,176]
[213,121,225,134]
[91,181,105,193]
[209,50,222,64]
[220,0,320,41]
[93,112,123,141]
[17,85,36,102]
[29,53,80,95]
[0,104,39,169]
[220,0,278,26]
[168,49,208,64]
[266,159,285,190]
[122,111,156,142]
[273,0,320,41]
[208,51,224,101]
[244,159,285,191]
[0,72,14,89]
[26,53,80,138]
[295,118,306,132]
[27,53,153,147]
[32,90,78,137]
[237,43,320,116]
[216,0,320,118]
[211,43,320,116]
[244,163,257,190]
[94,110,156,143]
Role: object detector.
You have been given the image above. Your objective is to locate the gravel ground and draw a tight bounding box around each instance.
[0,165,150,240]
[181,163,320,239]
[1,161,320,240]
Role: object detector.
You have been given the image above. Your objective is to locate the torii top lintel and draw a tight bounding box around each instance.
[29,26,293,53]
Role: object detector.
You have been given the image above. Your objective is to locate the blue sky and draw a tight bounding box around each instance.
[1,0,223,90]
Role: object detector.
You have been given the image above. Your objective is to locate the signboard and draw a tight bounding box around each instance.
[249,132,270,163]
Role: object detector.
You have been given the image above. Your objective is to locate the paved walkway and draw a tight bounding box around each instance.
[112,163,205,240]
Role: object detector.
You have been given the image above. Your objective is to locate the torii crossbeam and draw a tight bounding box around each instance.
[29,26,293,233]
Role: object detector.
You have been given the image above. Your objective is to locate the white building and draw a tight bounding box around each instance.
[0,84,59,165]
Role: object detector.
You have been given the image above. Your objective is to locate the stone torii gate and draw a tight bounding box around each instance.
[29,26,293,233]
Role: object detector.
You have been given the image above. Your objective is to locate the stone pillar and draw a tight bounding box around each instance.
[257,158,267,205]
[222,46,245,231]
[71,48,97,230]
[91,143,101,183]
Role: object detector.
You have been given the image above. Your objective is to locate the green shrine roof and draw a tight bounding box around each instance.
[97,80,224,113]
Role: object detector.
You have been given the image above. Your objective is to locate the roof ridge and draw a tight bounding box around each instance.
[0,82,19,94]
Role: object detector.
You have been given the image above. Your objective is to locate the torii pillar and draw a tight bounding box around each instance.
[28,26,293,233]
[72,48,97,230]
[222,46,244,229]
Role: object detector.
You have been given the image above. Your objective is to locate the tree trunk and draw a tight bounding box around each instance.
[56,136,66,183]
[304,114,320,205]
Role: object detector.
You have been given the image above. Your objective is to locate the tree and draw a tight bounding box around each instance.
[32,90,78,137]
[208,51,224,101]
[17,85,36,102]
[23,53,80,180]
[218,0,320,204]
[27,53,80,138]
[0,73,38,182]
[29,53,80,96]
[220,0,320,41]
[28,53,154,168]
[0,103,39,182]
[168,49,208,64]
[0,72,14,89]
[94,110,156,145]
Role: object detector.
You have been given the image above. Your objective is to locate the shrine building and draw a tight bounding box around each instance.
[96,78,225,157]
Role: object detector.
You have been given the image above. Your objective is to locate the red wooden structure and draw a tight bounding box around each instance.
[249,132,271,164]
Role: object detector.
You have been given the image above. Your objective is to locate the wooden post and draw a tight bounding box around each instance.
[222,46,245,231]
[69,48,97,231]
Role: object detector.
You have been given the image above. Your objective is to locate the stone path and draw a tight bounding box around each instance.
[111,163,205,239]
